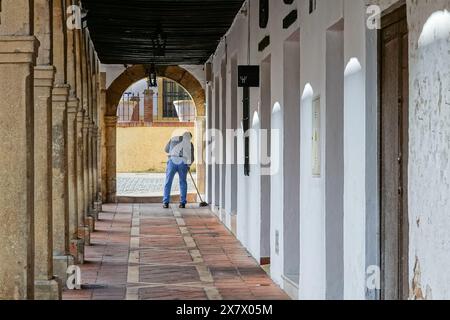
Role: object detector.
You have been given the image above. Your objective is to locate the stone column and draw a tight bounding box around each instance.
[0,0,37,300]
[0,38,38,300]
[79,27,89,221]
[88,122,95,213]
[34,66,63,300]
[83,118,89,217]
[83,118,95,233]
[52,85,73,278]
[67,97,83,263]
[76,110,89,251]
[195,116,207,195]
[105,116,118,203]
[51,0,74,282]
[65,0,83,264]
[92,126,101,219]
[86,121,96,229]
[33,0,62,299]
[99,73,108,202]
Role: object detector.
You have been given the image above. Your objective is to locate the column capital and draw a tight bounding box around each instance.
[67,97,80,114]
[0,36,39,64]
[105,116,119,128]
[83,117,91,131]
[77,108,86,120]
[34,65,55,88]
[90,125,99,137]
[52,84,70,102]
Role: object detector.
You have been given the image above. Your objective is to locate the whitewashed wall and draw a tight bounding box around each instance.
[207,0,450,300]
[406,0,450,300]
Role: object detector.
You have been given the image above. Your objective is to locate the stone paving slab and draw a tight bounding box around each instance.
[63,203,289,301]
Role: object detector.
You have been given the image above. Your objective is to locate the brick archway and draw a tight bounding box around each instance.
[106,65,205,117]
[103,65,206,203]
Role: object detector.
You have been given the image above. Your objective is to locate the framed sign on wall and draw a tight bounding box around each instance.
[312,96,321,177]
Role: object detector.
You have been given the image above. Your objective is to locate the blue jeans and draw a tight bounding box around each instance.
[163,159,189,205]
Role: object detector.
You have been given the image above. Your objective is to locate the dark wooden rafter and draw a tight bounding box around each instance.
[82,0,245,65]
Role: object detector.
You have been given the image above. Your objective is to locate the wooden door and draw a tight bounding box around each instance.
[380,5,409,300]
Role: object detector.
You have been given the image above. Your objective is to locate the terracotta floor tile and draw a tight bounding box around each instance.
[63,203,289,301]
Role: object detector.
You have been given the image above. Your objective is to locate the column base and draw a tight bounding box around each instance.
[34,278,62,300]
[86,215,95,233]
[106,193,117,204]
[94,201,102,220]
[70,238,85,264]
[78,225,91,246]
[53,255,74,284]
[89,207,99,222]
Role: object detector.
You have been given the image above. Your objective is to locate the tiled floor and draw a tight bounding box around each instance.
[63,203,289,300]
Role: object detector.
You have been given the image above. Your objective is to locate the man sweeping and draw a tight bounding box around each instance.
[163,132,194,209]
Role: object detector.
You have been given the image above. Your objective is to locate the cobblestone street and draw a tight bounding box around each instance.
[63,204,289,300]
[117,173,197,197]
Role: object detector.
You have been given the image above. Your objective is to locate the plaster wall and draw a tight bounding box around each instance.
[207,0,450,300]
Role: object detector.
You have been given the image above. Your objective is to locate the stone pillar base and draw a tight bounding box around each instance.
[86,216,95,233]
[53,255,74,285]
[89,207,99,222]
[106,193,117,204]
[94,201,102,219]
[34,278,62,300]
[78,225,91,246]
[70,238,85,264]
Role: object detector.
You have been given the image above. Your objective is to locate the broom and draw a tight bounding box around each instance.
[188,169,209,207]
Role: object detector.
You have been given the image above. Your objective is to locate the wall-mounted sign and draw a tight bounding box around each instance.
[238,66,260,87]
[312,96,321,177]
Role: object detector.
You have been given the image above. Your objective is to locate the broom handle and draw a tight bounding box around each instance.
[188,168,205,203]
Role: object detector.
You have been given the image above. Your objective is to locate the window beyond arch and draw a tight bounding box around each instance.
[117,77,195,125]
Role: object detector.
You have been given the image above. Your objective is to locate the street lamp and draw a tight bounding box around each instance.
[147,64,157,88]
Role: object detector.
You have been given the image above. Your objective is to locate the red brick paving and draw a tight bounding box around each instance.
[63,203,289,300]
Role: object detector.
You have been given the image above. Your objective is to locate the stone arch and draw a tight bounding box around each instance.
[103,65,206,203]
[106,65,205,117]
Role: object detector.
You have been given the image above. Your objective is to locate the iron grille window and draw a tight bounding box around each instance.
[162,79,191,118]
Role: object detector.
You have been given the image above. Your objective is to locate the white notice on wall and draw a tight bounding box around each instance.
[312,96,321,177]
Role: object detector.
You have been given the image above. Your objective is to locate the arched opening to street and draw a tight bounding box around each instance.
[103,65,207,204]
[115,77,198,202]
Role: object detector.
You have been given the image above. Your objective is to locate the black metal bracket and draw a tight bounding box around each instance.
[238,66,260,177]
[243,86,250,176]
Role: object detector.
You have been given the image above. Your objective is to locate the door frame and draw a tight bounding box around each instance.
[378,3,409,300]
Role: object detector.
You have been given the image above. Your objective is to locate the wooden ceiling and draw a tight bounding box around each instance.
[82,0,245,65]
